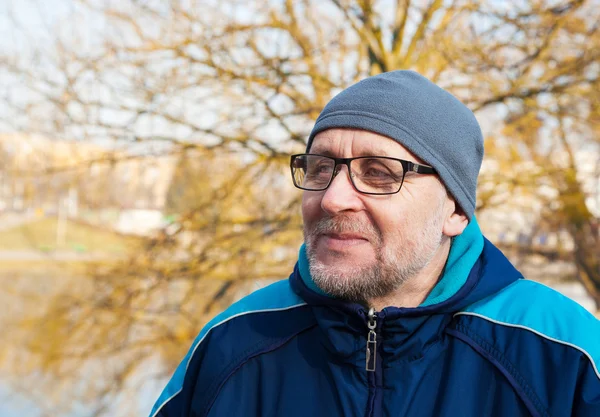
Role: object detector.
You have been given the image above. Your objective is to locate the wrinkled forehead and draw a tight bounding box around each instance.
[310,128,426,164]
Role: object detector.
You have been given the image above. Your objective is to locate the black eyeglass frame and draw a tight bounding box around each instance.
[290,153,437,195]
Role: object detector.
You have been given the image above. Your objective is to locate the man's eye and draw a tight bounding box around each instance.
[364,168,392,178]
[307,163,332,175]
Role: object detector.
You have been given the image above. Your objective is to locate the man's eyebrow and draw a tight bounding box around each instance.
[309,148,335,156]
[309,147,408,159]
[310,147,396,157]
[356,148,393,157]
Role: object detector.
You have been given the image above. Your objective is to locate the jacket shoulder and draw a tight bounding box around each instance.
[150,279,310,417]
[456,279,599,375]
[454,279,600,415]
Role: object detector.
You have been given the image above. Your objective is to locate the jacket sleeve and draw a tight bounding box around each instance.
[149,331,210,417]
[147,279,307,417]
[573,357,600,416]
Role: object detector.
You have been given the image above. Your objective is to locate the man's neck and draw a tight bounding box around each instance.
[368,239,452,311]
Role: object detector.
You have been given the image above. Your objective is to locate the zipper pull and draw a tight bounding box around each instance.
[366,308,377,372]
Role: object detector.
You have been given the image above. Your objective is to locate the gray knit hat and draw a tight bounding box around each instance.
[306,70,484,219]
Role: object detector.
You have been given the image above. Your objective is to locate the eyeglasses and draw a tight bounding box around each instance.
[290,154,436,195]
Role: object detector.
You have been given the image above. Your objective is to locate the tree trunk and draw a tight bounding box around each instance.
[571,221,600,311]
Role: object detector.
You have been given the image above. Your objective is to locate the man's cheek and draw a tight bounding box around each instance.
[302,197,321,219]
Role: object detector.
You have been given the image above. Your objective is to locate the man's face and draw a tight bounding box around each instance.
[302,129,452,303]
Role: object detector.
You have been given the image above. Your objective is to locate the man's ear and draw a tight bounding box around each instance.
[443,198,469,237]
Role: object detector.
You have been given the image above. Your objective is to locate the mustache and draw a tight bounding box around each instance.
[308,216,381,243]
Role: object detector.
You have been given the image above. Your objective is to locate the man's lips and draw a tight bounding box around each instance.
[319,233,370,250]
[323,233,369,241]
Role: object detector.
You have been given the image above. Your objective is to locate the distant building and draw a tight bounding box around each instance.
[0,133,176,235]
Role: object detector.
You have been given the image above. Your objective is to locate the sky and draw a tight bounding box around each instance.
[0,0,74,51]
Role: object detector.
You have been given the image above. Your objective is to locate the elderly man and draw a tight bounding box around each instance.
[149,71,600,417]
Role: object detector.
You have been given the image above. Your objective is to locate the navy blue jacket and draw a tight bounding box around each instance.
[149,221,600,417]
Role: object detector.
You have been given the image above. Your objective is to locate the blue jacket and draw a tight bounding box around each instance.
[150,220,600,417]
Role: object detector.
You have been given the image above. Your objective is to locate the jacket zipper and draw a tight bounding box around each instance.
[366,307,378,372]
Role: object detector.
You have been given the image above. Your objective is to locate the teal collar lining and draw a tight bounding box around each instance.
[297,217,484,307]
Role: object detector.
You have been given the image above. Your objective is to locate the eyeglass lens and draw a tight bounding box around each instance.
[292,155,405,194]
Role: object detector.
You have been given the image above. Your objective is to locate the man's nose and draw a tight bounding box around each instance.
[320,165,363,215]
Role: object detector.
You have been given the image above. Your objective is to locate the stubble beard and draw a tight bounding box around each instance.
[304,202,446,305]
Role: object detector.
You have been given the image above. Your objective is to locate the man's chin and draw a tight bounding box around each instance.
[306,239,377,278]
[310,256,374,278]
[310,263,375,303]
[317,235,371,253]
[314,251,374,268]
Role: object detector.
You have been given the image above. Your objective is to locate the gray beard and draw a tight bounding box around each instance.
[304,208,444,305]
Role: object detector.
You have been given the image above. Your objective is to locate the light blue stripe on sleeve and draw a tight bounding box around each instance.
[455,279,600,380]
[149,279,306,417]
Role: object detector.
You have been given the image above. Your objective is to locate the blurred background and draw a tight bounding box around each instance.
[0,0,598,415]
